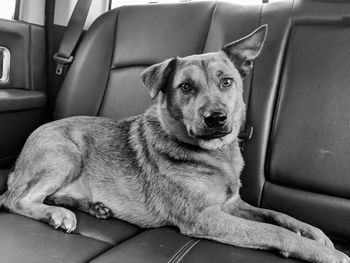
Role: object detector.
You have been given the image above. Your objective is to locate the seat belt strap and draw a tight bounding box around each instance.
[238,125,253,141]
[53,0,93,75]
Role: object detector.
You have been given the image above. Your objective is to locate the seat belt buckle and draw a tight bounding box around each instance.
[53,53,73,75]
[238,125,253,152]
[238,125,254,141]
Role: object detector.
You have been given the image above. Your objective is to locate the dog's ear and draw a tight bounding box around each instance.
[222,25,267,78]
[141,58,177,99]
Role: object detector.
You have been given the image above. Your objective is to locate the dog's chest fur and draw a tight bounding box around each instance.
[33,106,244,228]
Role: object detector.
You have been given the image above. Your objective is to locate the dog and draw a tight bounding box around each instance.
[0,25,348,263]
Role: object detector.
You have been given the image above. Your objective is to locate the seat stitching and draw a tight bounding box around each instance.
[174,239,200,263]
[168,239,200,263]
[96,10,120,116]
[261,3,295,207]
[167,239,194,263]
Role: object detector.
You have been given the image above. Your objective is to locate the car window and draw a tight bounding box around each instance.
[111,0,262,8]
[0,0,16,20]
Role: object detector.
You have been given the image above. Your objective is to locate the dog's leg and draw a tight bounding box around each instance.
[3,171,77,233]
[180,206,349,263]
[2,152,82,233]
[224,198,334,248]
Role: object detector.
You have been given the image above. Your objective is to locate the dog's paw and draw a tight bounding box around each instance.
[300,226,334,249]
[276,214,334,249]
[48,207,77,233]
[300,241,349,263]
[317,249,349,263]
[91,202,112,219]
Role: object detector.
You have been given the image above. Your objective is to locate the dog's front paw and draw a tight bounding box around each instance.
[47,207,77,233]
[90,202,112,219]
[299,225,334,249]
[315,247,350,263]
[319,248,350,263]
[276,214,334,249]
[292,239,349,263]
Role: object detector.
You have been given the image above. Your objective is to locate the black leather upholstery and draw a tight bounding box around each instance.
[262,183,350,241]
[2,0,350,262]
[54,10,118,119]
[239,0,294,206]
[0,211,140,263]
[256,0,350,242]
[0,109,45,165]
[269,25,350,197]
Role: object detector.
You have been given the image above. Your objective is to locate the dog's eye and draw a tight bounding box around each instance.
[179,83,193,94]
[221,78,234,88]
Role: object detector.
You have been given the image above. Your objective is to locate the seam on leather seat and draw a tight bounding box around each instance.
[245,3,263,116]
[201,1,217,53]
[262,180,350,207]
[28,24,33,91]
[265,3,295,169]
[268,0,295,143]
[97,10,120,116]
[77,233,113,247]
[110,64,150,70]
[168,239,200,263]
[263,26,294,204]
[258,0,295,208]
[74,229,131,246]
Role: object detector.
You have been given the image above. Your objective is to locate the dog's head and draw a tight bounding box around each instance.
[141,25,267,150]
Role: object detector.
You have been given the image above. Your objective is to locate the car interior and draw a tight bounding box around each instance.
[1,0,350,262]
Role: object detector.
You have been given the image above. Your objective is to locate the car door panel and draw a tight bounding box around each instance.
[0,19,46,168]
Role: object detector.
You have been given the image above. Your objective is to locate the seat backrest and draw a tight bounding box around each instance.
[54,1,262,120]
[242,0,350,241]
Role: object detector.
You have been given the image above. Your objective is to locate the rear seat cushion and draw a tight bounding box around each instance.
[0,169,141,262]
[94,227,350,263]
[0,212,111,263]
[0,209,140,263]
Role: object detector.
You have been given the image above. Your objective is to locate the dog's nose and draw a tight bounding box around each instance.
[204,112,227,128]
